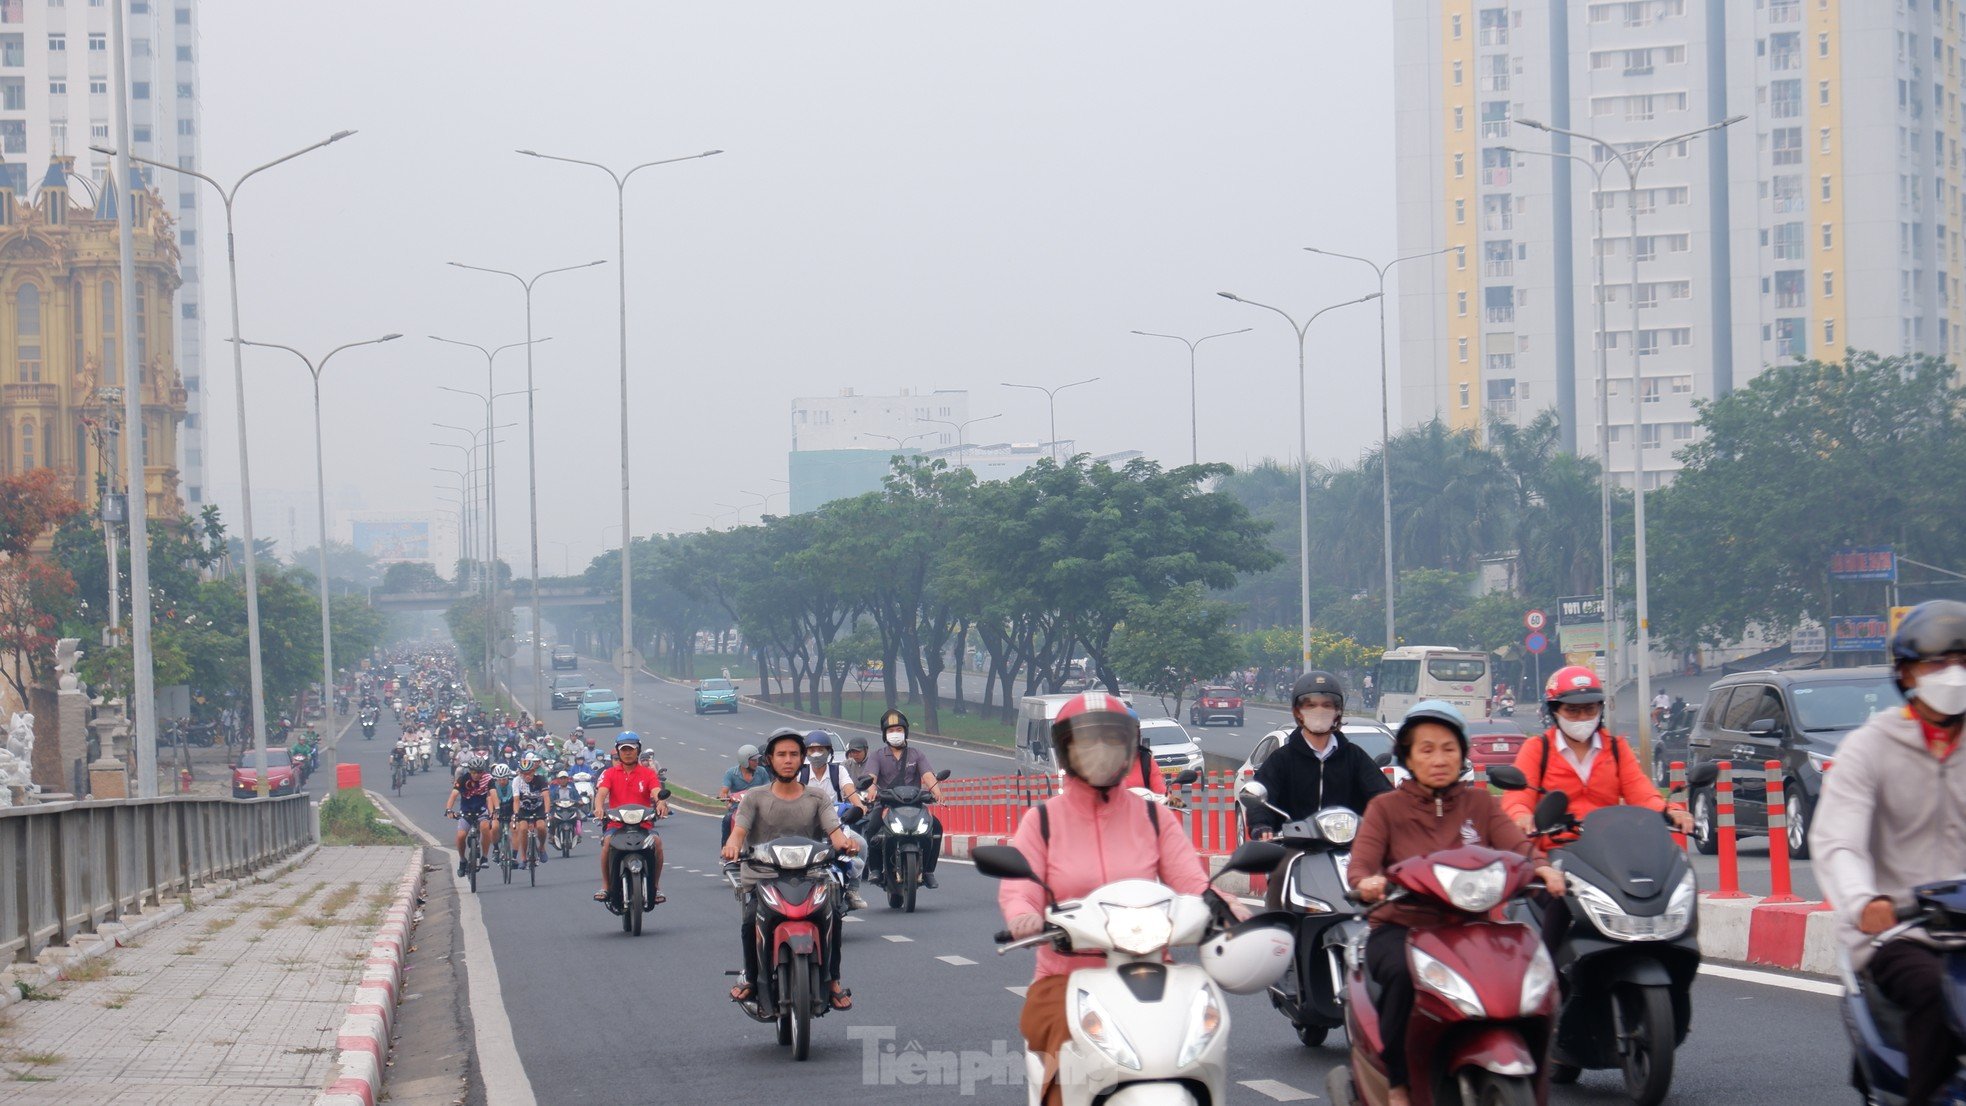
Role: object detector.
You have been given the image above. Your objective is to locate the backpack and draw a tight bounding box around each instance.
[1036,795,1160,844]
[797,760,849,801]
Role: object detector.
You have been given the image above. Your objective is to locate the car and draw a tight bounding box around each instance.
[577,688,624,728]
[231,746,300,798]
[1140,718,1204,776]
[693,677,739,715]
[550,674,590,710]
[551,645,578,671]
[1464,719,1532,774]
[1684,665,1898,859]
[1189,685,1245,728]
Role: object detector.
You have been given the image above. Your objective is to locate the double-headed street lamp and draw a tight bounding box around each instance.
[919,413,1002,468]
[231,332,399,787]
[861,431,934,454]
[448,259,605,717]
[1127,329,1251,465]
[1304,245,1463,653]
[1001,378,1099,463]
[517,146,722,727]
[1518,114,1744,763]
[1218,290,1381,671]
[93,129,357,796]
[433,421,514,589]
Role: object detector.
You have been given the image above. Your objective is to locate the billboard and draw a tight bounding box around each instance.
[351,519,430,563]
[1830,547,1897,582]
[1829,614,1890,653]
[1558,595,1605,625]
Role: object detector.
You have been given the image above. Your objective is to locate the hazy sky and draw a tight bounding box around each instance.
[197,2,1398,574]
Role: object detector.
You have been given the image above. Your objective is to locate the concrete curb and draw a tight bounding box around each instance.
[315,845,426,1106]
[0,842,321,1012]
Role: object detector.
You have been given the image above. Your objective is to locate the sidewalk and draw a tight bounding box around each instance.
[0,844,418,1103]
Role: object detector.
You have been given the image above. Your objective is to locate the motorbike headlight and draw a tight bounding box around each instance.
[1314,809,1359,845]
[1433,860,1507,914]
[1519,943,1556,1014]
[1100,901,1175,957]
[1072,988,1142,1071]
[771,843,814,869]
[1410,946,1485,1018]
[1174,987,1224,1067]
[1572,873,1693,942]
[616,808,646,825]
[887,816,907,833]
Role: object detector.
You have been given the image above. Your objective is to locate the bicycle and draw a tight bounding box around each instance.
[452,809,483,894]
[391,757,407,796]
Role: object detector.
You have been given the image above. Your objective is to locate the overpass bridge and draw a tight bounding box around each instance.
[368,586,611,612]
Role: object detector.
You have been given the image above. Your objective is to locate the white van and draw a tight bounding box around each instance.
[1017,693,1080,776]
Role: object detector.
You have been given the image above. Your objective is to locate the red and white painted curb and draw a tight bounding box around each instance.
[316,851,425,1106]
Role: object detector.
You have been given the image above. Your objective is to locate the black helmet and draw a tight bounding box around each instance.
[878,708,909,735]
[1290,670,1346,714]
[762,727,807,759]
[1393,699,1469,769]
[846,735,870,753]
[1891,600,1966,663]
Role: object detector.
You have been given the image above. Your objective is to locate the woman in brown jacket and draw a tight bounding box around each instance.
[1347,700,1563,1106]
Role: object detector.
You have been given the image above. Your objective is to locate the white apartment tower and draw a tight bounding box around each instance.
[1396,0,1961,490]
[1,0,207,505]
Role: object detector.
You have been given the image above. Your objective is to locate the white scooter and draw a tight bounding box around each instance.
[973,839,1293,1106]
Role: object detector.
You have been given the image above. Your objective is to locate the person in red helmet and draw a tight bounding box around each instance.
[1502,665,1691,835]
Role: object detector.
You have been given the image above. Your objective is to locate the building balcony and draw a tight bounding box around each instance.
[3,381,58,405]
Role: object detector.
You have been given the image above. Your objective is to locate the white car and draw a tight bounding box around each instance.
[1141,717,1205,777]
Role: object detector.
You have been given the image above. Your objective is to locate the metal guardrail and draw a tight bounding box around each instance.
[0,794,315,964]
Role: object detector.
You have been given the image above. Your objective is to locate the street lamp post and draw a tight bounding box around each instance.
[1127,329,1251,465]
[430,469,472,573]
[433,422,514,588]
[861,431,934,454]
[93,129,357,796]
[448,259,605,726]
[232,333,400,787]
[1304,245,1463,653]
[1519,114,1745,762]
[545,539,574,577]
[1000,378,1100,463]
[517,146,722,728]
[1218,290,1381,671]
[919,413,1002,468]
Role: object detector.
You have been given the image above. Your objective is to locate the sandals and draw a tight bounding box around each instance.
[593,890,609,902]
[730,982,756,1002]
[829,985,854,1011]
[651,892,667,905]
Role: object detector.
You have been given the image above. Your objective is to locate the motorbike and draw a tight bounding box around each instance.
[550,797,583,857]
[1326,840,1558,1106]
[360,713,377,741]
[1239,781,1368,1047]
[1843,878,1966,1105]
[973,839,1294,1106]
[1492,762,1715,1106]
[830,802,867,913]
[726,835,849,1062]
[868,769,950,913]
[417,743,432,773]
[602,795,669,936]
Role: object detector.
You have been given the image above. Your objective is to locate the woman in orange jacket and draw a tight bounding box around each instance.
[1500,665,1694,835]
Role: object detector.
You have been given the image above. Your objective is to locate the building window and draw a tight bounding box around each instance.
[181,300,196,319]
[1771,127,1803,165]
[1454,198,1465,223]
[1819,127,1831,153]
[181,229,195,246]
[1450,13,1461,38]
[88,78,106,95]
[1818,32,1829,57]
[176,118,193,136]
[1822,223,1834,249]
[1452,60,1463,85]
[174,7,189,24]
[1819,79,1830,105]
[1824,318,1836,346]
[47,33,62,50]
[47,79,63,94]
[131,37,149,57]
[176,82,192,98]
[1821,175,1832,201]
[87,32,104,51]
[14,284,38,383]
[0,119,21,154]
[1458,382,1471,408]
[1457,337,1469,362]
[132,124,150,143]
[1823,270,1834,297]
[19,419,33,469]
[1453,151,1464,177]
[132,82,149,99]
[100,279,115,378]
[1456,290,1468,316]
[1453,106,1464,131]
[176,45,192,61]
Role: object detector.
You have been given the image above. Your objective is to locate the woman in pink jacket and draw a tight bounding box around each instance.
[997,691,1215,1106]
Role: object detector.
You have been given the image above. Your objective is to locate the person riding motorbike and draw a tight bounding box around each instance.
[1816,599,1966,1106]
[844,734,869,771]
[864,709,944,888]
[798,730,870,909]
[1348,701,1564,1106]
[997,690,1223,1106]
[510,753,552,867]
[549,769,585,843]
[594,733,670,905]
[721,728,859,1011]
[1245,672,1392,866]
[718,743,767,845]
[445,753,497,878]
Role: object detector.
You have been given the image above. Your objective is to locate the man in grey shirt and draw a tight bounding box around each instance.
[723,728,858,1010]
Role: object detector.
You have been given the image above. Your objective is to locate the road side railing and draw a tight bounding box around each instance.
[938,772,1253,856]
[0,794,315,964]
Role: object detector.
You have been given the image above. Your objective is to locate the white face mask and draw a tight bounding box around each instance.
[1914,667,1966,717]
[1556,716,1599,742]
[1298,707,1341,735]
[1068,739,1132,788]
[884,731,906,748]
[808,750,831,767]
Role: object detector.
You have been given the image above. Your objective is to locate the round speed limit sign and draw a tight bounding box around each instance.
[1524,609,1548,631]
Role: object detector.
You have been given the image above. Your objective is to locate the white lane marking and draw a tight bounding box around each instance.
[1698,963,1841,996]
[843,915,863,923]
[882,934,913,943]
[1239,1079,1318,1102]
[936,954,977,966]
[1006,985,1029,997]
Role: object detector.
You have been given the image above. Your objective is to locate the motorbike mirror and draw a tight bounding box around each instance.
[934,769,952,781]
[855,775,876,792]
[1172,768,1201,786]
[1486,765,1531,791]
[840,806,864,826]
[1216,839,1287,879]
[655,788,672,801]
[971,844,1040,883]
[1533,790,1571,832]
[1686,761,1720,788]
[1238,780,1269,803]
[1373,752,1393,768]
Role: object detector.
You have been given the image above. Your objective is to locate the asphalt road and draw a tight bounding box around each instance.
[340,690,1853,1106]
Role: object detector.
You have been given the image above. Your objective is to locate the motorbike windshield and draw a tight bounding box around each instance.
[1558,806,1680,902]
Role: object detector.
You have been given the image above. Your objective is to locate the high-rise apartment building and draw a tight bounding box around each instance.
[1396,0,1961,489]
[1,0,206,506]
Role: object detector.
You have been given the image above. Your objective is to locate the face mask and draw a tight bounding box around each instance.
[1914,666,1966,717]
[885,732,906,748]
[1299,707,1341,735]
[1557,716,1599,742]
[808,750,831,767]
[1069,739,1132,788]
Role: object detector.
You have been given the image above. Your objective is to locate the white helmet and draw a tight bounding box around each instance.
[1198,915,1294,995]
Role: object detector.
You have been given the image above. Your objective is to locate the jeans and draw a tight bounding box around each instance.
[1871,939,1960,1106]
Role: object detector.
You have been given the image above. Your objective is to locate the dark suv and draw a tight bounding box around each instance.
[551,645,577,671]
[1685,665,1898,859]
[550,673,590,710]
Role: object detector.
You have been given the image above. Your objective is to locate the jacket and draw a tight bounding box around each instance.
[1348,779,1537,930]
[1246,727,1391,834]
[997,775,1212,982]
[1812,707,1966,967]
[1499,728,1665,828]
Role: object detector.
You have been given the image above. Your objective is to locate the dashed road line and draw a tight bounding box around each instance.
[1006,985,1028,997]
[1238,1079,1317,1102]
[882,934,913,943]
[936,954,977,966]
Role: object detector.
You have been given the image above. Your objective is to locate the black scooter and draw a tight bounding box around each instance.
[1493,762,1715,1106]
[1239,781,1366,1047]
[868,769,949,913]
[1843,879,1966,1105]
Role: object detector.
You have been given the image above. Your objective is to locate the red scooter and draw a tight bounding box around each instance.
[725,834,843,1062]
[1327,843,1558,1106]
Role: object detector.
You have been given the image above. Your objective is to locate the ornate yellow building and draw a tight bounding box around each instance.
[0,155,185,518]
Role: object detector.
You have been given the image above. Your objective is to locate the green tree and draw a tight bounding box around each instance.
[381,561,446,593]
[1110,583,1244,716]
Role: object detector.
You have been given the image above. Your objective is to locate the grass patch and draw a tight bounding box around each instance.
[825,693,1016,746]
[8,1051,61,1065]
[203,916,236,933]
[57,959,108,983]
[661,782,722,812]
[6,1070,53,1082]
[286,1045,331,1056]
[316,884,361,918]
[13,983,56,1002]
[320,791,414,847]
[174,944,203,957]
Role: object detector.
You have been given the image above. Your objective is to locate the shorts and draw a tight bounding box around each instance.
[455,801,490,832]
[514,802,547,824]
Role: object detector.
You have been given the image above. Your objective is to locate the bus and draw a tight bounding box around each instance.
[1376,646,1493,725]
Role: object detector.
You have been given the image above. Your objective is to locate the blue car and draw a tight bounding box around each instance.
[694,677,739,715]
[577,688,623,728]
